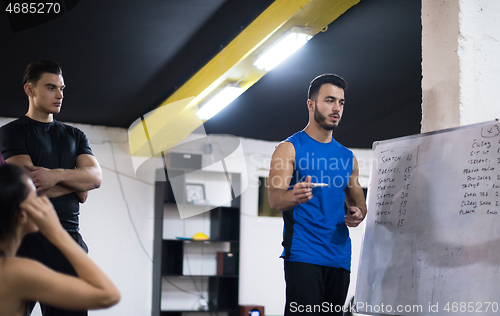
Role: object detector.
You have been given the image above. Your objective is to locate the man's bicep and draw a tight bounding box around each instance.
[268,142,295,190]
[345,155,367,211]
[345,155,359,200]
[75,154,102,189]
[76,154,101,172]
[76,154,102,180]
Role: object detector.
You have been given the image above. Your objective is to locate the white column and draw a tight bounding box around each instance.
[458,0,500,126]
[421,0,460,133]
[421,0,500,133]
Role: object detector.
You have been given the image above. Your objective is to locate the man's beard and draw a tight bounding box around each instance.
[314,103,339,131]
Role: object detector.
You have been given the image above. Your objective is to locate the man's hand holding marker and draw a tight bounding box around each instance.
[292,175,330,204]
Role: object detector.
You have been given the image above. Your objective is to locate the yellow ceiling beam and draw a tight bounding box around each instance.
[128,0,360,158]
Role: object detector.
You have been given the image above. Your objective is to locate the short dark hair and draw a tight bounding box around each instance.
[0,164,30,241]
[23,59,62,86]
[308,73,348,101]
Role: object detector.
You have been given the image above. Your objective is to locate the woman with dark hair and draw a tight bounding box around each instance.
[0,164,120,316]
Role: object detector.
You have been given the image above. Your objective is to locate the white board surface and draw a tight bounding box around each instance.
[355,120,500,316]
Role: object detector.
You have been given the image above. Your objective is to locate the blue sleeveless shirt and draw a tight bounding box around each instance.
[280,131,353,271]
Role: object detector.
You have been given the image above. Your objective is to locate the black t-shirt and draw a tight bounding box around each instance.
[0,116,94,232]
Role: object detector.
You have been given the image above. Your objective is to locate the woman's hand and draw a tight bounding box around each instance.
[20,196,63,238]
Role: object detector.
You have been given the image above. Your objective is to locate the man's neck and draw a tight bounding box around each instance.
[304,123,333,143]
[26,107,53,123]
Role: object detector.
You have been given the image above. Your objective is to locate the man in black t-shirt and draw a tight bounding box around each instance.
[0,60,102,316]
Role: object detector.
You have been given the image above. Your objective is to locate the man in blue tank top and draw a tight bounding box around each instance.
[268,74,367,315]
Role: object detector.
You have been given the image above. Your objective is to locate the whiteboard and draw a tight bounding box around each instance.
[355,120,500,316]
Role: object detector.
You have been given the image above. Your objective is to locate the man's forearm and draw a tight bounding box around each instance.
[269,188,298,212]
[56,166,102,192]
[39,184,76,198]
[40,185,88,203]
[27,162,101,193]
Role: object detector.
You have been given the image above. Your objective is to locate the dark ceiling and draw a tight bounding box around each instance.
[0,0,422,149]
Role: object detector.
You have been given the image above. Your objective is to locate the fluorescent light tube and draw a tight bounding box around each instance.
[254,31,312,71]
[196,85,243,120]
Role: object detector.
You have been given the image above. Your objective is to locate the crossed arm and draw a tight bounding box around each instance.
[267,142,367,227]
[6,154,102,202]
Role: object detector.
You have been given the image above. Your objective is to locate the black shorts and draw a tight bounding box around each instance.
[17,231,89,316]
[284,261,350,316]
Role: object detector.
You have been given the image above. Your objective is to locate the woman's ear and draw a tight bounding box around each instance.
[18,208,39,233]
[17,209,29,225]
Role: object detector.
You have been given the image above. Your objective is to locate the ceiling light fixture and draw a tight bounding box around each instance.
[128,0,361,158]
[254,28,313,71]
[196,85,243,120]
[196,28,312,121]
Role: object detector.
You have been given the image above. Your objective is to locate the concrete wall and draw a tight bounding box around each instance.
[422,0,500,132]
